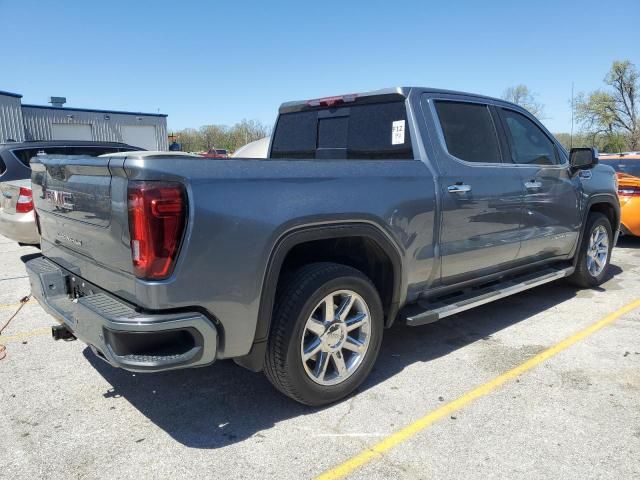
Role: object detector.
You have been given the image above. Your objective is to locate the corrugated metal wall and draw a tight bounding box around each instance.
[0,93,25,142]
[21,106,168,150]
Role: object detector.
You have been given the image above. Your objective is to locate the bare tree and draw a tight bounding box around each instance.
[574,60,639,150]
[502,84,545,118]
[199,125,228,150]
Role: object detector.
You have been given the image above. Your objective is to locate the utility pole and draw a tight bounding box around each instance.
[570,82,575,150]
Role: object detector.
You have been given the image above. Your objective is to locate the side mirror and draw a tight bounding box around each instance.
[570,147,598,170]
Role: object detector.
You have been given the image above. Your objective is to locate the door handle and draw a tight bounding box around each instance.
[524,181,542,190]
[448,184,472,194]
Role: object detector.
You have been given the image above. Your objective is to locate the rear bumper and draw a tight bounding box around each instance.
[26,256,218,372]
[0,209,39,244]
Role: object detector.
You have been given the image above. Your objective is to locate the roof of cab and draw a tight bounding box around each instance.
[279,86,508,113]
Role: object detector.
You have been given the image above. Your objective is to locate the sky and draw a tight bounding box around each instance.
[2,0,638,134]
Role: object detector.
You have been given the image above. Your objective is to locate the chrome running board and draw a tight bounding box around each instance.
[405,266,574,327]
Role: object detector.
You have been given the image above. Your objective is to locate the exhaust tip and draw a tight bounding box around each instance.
[51,324,76,341]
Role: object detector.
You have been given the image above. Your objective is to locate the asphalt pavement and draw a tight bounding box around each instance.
[1,234,639,479]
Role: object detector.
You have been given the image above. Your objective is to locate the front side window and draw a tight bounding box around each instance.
[434,101,502,163]
[501,109,558,165]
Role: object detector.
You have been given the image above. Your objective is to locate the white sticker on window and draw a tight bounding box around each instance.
[392,120,405,145]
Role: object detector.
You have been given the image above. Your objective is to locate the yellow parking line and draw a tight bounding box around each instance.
[0,302,27,310]
[315,298,640,480]
[0,327,50,343]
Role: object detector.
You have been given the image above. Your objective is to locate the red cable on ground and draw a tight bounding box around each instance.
[0,295,32,360]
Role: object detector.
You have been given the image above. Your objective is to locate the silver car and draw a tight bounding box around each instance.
[0,178,38,243]
[0,141,143,245]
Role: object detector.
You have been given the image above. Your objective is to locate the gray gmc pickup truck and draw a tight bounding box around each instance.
[27,87,619,405]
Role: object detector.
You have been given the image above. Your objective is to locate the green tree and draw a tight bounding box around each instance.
[199,125,228,150]
[171,119,271,153]
[574,60,639,150]
[502,84,545,118]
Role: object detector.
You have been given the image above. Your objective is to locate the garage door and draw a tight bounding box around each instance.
[121,125,157,150]
[51,123,93,141]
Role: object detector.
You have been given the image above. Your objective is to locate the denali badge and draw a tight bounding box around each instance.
[46,189,74,210]
[56,232,82,247]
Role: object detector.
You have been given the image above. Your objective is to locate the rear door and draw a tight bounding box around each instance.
[497,107,580,262]
[422,95,524,286]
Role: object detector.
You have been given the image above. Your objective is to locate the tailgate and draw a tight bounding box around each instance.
[30,154,135,284]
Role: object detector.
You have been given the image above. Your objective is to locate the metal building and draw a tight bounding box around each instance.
[0,90,168,150]
[0,91,25,142]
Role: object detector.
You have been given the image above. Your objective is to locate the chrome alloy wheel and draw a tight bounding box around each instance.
[300,290,372,386]
[586,225,609,277]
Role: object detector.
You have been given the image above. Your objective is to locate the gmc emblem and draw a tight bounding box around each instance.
[46,189,75,210]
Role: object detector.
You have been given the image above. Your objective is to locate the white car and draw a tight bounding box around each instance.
[232,137,270,158]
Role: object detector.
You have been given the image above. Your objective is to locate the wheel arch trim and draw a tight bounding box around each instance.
[572,194,620,263]
[255,222,404,342]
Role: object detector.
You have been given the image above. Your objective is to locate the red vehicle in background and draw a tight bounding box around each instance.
[201,148,229,158]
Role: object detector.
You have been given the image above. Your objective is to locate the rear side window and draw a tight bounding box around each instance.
[12,148,42,166]
[501,109,558,165]
[434,101,502,163]
[271,101,413,160]
[0,154,6,175]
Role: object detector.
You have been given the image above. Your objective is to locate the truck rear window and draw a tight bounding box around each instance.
[271,101,413,160]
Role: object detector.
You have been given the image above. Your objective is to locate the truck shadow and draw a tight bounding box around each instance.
[84,263,623,450]
[616,235,640,250]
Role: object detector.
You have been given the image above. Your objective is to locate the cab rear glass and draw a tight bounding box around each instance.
[271,100,413,160]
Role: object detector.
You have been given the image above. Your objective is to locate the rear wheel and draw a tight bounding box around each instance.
[568,212,613,288]
[264,262,383,406]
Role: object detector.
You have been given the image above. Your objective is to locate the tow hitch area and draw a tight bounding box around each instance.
[51,324,76,341]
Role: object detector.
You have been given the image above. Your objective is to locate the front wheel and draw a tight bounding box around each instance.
[264,263,383,406]
[568,212,613,288]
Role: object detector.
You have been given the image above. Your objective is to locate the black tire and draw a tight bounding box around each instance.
[568,212,613,288]
[264,262,383,406]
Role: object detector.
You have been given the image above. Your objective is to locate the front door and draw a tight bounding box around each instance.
[497,107,581,262]
[423,96,524,286]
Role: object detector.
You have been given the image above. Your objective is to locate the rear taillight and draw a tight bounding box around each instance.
[618,186,640,197]
[16,187,33,213]
[127,181,186,280]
